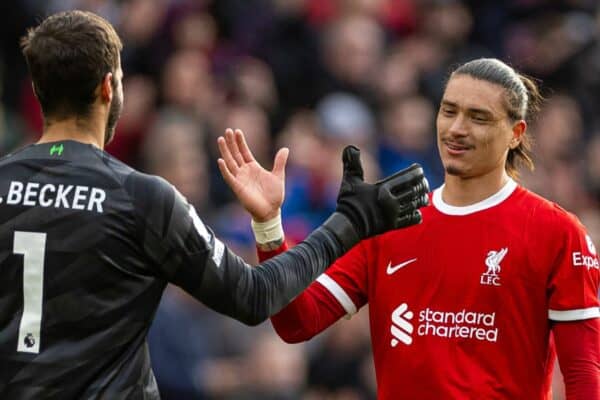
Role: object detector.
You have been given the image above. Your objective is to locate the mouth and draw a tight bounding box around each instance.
[443,140,471,155]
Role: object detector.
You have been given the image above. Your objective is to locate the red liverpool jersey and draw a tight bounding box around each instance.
[309,180,600,399]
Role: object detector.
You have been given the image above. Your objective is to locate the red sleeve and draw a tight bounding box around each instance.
[553,318,600,400]
[256,241,289,262]
[256,239,347,343]
[270,282,346,343]
[542,206,600,321]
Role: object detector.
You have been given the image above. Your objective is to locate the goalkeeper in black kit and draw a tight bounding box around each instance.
[0,10,429,399]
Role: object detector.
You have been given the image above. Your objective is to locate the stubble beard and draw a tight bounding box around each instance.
[104,89,123,146]
[445,164,464,176]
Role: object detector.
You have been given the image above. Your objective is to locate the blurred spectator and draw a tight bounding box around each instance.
[141,109,210,211]
[522,94,592,213]
[375,43,421,102]
[277,94,380,241]
[306,0,418,35]
[161,50,211,113]
[0,103,26,155]
[232,57,279,114]
[105,74,157,166]
[119,0,170,77]
[222,103,273,166]
[420,0,473,50]
[148,286,222,400]
[252,0,323,114]
[585,133,600,202]
[305,309,374,399]
[533,94,584,163]
[378,94,443,188]
[207,102,276,258]
[229,330,307,400]
[47,0,121,22]
[320,14,385,103]
[276,110,331,242]
[316,92,376,153]
[170,7,218,54]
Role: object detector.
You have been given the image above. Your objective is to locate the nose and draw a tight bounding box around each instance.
[447,113,468,137]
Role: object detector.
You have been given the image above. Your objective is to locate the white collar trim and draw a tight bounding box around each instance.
[432,178,517,216]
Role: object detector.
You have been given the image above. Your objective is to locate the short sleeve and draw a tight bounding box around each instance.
[315,239,370,317]
[546,208,600,321]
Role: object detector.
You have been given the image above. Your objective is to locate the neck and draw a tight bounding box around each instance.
[442,168,510,206]
[38,114,105,149]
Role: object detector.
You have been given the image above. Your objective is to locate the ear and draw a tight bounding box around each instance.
[100,72,113,104]
[509,120,526,149]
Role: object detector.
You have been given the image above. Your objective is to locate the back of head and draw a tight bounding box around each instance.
[450,58,544,178]
[21,10,123,122]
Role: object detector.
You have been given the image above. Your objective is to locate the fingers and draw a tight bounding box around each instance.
[218,128,255,174]
[342,145,364,182]
[272,147,289,179]
[377,181,428,230]
[376,163,424,191]
[396,180,430,204]
[234,129,256,163]
[225,128,245,167]
[217,158,241,192]
[396,210,423,229]
[217,131,240,176]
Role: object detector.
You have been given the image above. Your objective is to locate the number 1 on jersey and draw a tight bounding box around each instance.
[13,231,47,354]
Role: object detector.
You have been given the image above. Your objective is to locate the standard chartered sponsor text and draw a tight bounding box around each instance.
[417,308,498,342]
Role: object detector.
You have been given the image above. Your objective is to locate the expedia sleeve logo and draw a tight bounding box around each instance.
[572,234,599,270]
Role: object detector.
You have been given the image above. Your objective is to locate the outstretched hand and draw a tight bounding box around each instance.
[334,145,429,243]
[217,129,289,222]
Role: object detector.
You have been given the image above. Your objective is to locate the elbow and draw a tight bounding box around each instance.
[234,302,272,326]
[238,313,269,327]
[272,321,311,344]
[279,335,307,344]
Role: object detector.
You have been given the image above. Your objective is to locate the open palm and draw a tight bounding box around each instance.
[217,129,289,222]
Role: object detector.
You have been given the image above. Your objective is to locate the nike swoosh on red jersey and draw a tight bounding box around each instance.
[386,258,418,275]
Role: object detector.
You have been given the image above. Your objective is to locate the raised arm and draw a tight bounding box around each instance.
[217,128,428,250]
[135,128,429,326]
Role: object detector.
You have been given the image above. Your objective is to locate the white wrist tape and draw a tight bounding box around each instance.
[251,213,284,244]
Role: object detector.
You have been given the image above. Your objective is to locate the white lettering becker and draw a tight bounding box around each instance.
[6,180,106,213]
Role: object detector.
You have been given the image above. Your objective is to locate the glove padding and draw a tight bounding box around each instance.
[334,145,429,242]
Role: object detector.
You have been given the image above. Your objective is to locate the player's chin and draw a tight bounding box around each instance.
[444,163,467,177]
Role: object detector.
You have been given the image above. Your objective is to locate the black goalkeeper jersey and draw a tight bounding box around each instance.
[0,140,346,399]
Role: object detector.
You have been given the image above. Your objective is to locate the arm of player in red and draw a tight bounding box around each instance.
[553,318,600,399]
[258,245,347,342]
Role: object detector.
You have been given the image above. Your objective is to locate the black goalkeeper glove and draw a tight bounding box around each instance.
[323,145,429,251]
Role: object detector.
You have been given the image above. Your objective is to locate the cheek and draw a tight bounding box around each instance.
[481,131,511,159]
[435,116,446,140]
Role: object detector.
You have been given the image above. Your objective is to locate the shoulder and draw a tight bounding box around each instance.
[123,170,172,194]
[517,187,585,237]
[520,187,579,224]
[0,145,30,165]
[123,170,179,213]
[88,149,179,208]
[88,147,137,183]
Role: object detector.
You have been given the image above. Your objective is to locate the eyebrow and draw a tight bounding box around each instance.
[439,100,495,117]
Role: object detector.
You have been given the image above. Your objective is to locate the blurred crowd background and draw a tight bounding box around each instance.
[1,0,599,399]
